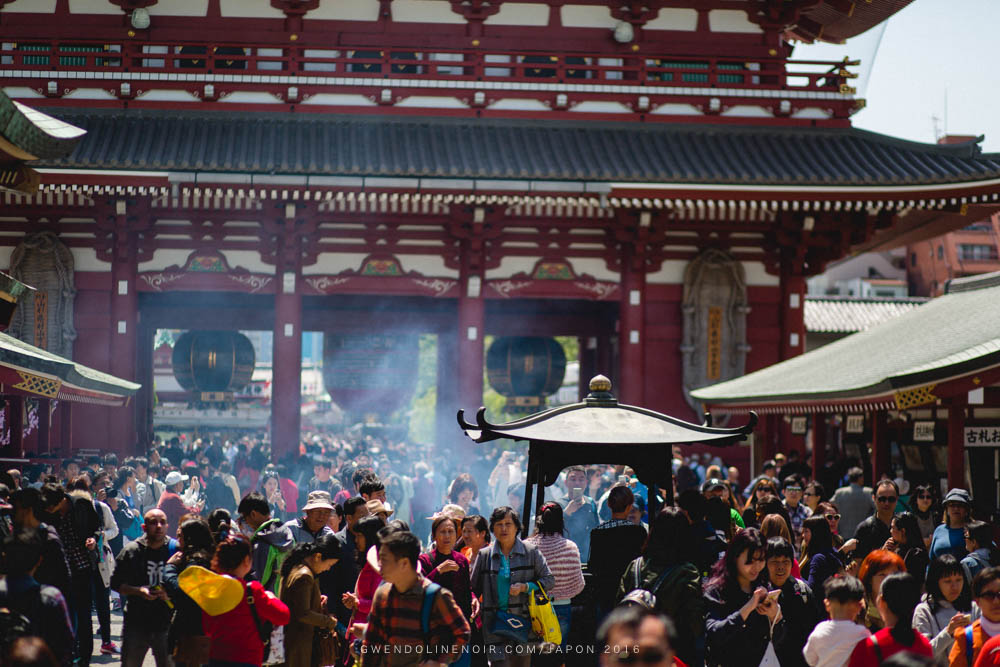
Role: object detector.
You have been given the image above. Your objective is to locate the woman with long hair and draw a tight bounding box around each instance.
[759,514,800,578]
[704,528,781,667]
[847,572,932,665]
[618,507,703,665]
[912,484,941,549]
[163,515,216,667]
[341,514,387,635]
[201,535,290,666]
[913,554,980,662]
[858,549,906,631]
[279,534,342,667]
[885,512,929,588]
[524,503,585,662]
[741,479,780,528]
[259,470,286,521]
[802,482,825,514]
[799,515,843,598]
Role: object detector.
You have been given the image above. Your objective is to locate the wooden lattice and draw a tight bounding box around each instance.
[894,384,937,410]
[33,290,47,349]
[13,371,61,398]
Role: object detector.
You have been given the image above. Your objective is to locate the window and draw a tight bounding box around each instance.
[957,244,999,261]
[937,245,944,259]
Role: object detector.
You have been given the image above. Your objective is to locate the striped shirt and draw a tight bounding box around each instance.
[523,533,585,601]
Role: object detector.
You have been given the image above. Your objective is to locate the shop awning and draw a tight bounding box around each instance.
[0,330,140,407]
[692,271,1000,414]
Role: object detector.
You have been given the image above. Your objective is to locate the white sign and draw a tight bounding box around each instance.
[913,421,936,442]
[964,426,1000,447]
[790,416,807,435]
[846,415,865,434]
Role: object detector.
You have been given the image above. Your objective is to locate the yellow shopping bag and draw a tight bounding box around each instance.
[178,565,245,616]
[527,582,562,646]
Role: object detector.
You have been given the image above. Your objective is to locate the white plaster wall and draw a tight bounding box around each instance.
[720,105,771,118]
[221,250,273,274]
[149,1,208,16]
[3,87,42,99]
[744,261,779,286]
[0,247,13,271]
[647,259,778,286]
[396,254,458,278]
[220,0,285,19]
[570,101,632,113]
[644,8,698,31]
[137,91,202,102]
[484,3,549,26]
[305,253,370,275]
[309,0,379,21]
[63,89,118,100]
[651,103,701,116]
[396,96,469,109]
[71,248,110,271]
[570,257,619,282]
[301,94,377,107]
[486,256,538,280]
[219,92,282,104]
[560,5,614,29]
[393,0,465,24]
[708,9,761,33]
[67,0,116,14]
[138,249,194,273]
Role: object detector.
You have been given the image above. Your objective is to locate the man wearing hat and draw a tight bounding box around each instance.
[930,488,973,561]
[156,471,203,539]
[365,498,394,523]
[285,491,336,544]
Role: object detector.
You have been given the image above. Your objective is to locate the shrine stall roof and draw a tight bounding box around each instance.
[805,296,928,334]
[0,91,86,162]
[692,271,1000,415]
[458,375,756,488]
[0,330,140,407]
[36,109,1000,188]
[789,1,916,45]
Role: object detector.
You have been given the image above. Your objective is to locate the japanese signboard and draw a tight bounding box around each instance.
[964,427,1000,447]
[846,415,865,434]
[791,416,807,435]
[913,421,936,442]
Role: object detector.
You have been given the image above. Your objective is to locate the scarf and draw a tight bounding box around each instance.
[980,615,1000,637]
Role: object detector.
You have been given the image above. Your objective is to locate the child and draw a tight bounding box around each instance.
[804,575,871,667]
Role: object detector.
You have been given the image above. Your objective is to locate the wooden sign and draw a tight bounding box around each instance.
[965,426,1000,447]
[846,415,865,433]
[790,416,807,435]
[913,421,936,442]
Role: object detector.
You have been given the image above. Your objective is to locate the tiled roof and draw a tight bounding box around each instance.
[692,271,1000,408]
[36,108,1000,186]
[0,91,86,159]
[805,296,928,334]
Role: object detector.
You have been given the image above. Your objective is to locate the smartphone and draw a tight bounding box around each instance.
[766,590,781,602]
[570,487,584,500]
[618,475,629,485]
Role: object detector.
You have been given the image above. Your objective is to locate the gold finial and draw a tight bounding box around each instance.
[472,39,481,46]
[589,375,612,393]
[290,34,299,41]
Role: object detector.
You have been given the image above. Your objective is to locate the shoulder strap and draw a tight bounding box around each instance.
[966,624,975,665]
[633,557,643,591]
[648,565,677,598]
[871,634,883,664]
[421,582,441,637]
[245,582,268,642]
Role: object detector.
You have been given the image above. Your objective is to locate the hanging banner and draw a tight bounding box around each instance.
[964,426,1000,447]
[913,421,936,442]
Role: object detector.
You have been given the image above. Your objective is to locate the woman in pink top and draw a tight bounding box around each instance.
[343,515,388,636]
[525,502,586,657]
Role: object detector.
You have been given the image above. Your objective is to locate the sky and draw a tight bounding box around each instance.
[793,1,1000,153]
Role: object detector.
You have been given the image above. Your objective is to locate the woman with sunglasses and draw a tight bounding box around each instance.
[913,555,979,662]
[912,484,941,549]
[801,482,825,514]
[949,567,1000,666]
[741,479,779,529]
[931,489,974,562]
[704,529,783,666]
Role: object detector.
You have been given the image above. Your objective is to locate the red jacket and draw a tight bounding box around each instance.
[280,478,299,514]
[156,491,198,539]
[202,579,290,665]
[848,627,933,667]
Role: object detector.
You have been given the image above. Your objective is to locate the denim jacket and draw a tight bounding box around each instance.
[470,537,554,646]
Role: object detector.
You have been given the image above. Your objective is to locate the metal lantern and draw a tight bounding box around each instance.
[322,334,419,416]
[486,337,567,411]
[172,331,255,400]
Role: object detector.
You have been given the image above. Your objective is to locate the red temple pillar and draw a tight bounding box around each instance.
[435,328,462,450]
[779,273,806,361]
[811,412,825,480]
[6,396,23,458]
[457,266,485,413]
[109,198,139,453]
[37,398,51,455]
[619,244,646,405]
[272,268,302,462]
[948,398,967,490]
[60,402,73,453]
[870,411,889,481]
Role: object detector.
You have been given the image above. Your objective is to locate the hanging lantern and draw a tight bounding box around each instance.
[322,334,419,417]
[486,337,566,411]
[172,331,255,401]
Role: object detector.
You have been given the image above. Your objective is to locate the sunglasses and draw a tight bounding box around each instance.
[785,486,803,492]
[825,514,841,521]
[802,491,818,497]
[979,591,1000,603]
[917,494,933,499]
[608,650,670,665]
[876,496,897,503]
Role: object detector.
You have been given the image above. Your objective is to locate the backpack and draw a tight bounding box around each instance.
[253,520,288,594]
[206,475,236,513]
[0,579,43,657]
[619,557,676,610]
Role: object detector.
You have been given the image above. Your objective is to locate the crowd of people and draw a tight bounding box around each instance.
[0,435,998,667]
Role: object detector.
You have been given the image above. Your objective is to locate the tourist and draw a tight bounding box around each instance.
[460,514,490,569]
[259,470,287,521]
[962,521,998,581]
[279,534,343,667]
[328,495,370,630]
[40,482,101,667]
[885,512,929,588]
[912,485,940,548]
[619,506,703,666]
[853,479,899,563]
[524,502,585,658]
[345,517,390,646]
[449,472,482,516]
[847,572,932,665]
[803,482,826,514]
[859,549,906,631]
[766,537,822,667]
[10,487,71,598]
[782,475,813,547]
[759,514,800,576]
[803,575,870,667]
[306,458,341,498]
[931,489,974,561]
[740,477,780,528]
[162,515,215,667]
[949,567,1000,666]
[236,491,294,593]
[703,528,779,667]
[590,485,648,619]
[0,530,74,667]
[800,515,844,596]
[913,554,980,662]
[363,530,471,666]
[284,490,336,543]
[597,606,678,667]
[831,468,875,541]
[559,466,599,563]
[110,509,173,667]
[200,535,291,666]
[470,507,554,666]
[157,470,203,539]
